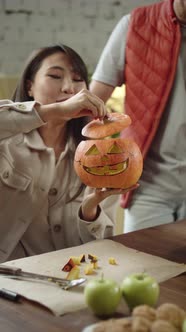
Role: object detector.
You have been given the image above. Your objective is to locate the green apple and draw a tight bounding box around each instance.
[121,273,159,310]
[182,319,186,332]
[84,276,121,317]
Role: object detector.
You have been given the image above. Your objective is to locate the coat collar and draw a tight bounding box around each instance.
[24,130,48,151]
[23,129,76,155]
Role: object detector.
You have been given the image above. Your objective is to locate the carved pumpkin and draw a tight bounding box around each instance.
[74,113,143,189]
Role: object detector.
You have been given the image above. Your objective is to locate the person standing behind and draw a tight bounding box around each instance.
[90,0,186,232]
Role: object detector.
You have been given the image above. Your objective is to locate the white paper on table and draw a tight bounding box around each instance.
[0,239,185,316]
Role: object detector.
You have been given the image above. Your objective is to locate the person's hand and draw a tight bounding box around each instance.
[81,184,139,222]
[36,89,108,123]
[93,183,139,200]
[58,89,108,120]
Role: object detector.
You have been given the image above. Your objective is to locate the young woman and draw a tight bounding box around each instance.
[0,44,135,262]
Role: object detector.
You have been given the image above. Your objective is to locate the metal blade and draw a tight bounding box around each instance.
[0,265,86,289]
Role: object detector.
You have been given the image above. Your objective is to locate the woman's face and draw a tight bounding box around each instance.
[28,52,86,105]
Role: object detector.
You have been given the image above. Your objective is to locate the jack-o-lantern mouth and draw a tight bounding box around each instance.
[83,159,129,176]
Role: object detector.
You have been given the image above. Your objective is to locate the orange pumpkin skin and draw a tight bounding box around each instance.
[82,113,131,139]
[74,138,143,189]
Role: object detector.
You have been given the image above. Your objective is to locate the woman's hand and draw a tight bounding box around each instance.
[35,89,108,123]
[81,184,139,222]
[58,89,108,120]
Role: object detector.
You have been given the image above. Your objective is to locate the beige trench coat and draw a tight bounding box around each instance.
[0,101,118,262]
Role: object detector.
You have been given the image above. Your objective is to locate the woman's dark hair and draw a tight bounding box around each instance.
[12,44,89,147]
[12,44,90,202]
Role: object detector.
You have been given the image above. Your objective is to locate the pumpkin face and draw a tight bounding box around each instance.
[74,113,143,189]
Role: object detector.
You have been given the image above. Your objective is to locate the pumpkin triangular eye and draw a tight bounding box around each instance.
[85,144,100,155]
[108,142,122,154]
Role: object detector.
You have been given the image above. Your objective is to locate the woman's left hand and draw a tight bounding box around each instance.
[94,184,139,199]
[81,184,139,222]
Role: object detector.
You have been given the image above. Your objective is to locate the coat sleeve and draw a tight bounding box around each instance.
[77,193,119,243]
[0,100,44,140]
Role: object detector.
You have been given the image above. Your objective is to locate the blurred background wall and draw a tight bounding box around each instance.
[0,0,160,76]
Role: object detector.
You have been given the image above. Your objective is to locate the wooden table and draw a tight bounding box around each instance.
[0,220,186,332]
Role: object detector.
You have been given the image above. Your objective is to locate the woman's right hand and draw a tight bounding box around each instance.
[35,89,108,123]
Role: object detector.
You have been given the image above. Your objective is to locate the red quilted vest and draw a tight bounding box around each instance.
[121,0,181,208]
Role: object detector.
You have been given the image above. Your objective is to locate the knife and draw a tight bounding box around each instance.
[0,265,86,290]
[0,288,20,302]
